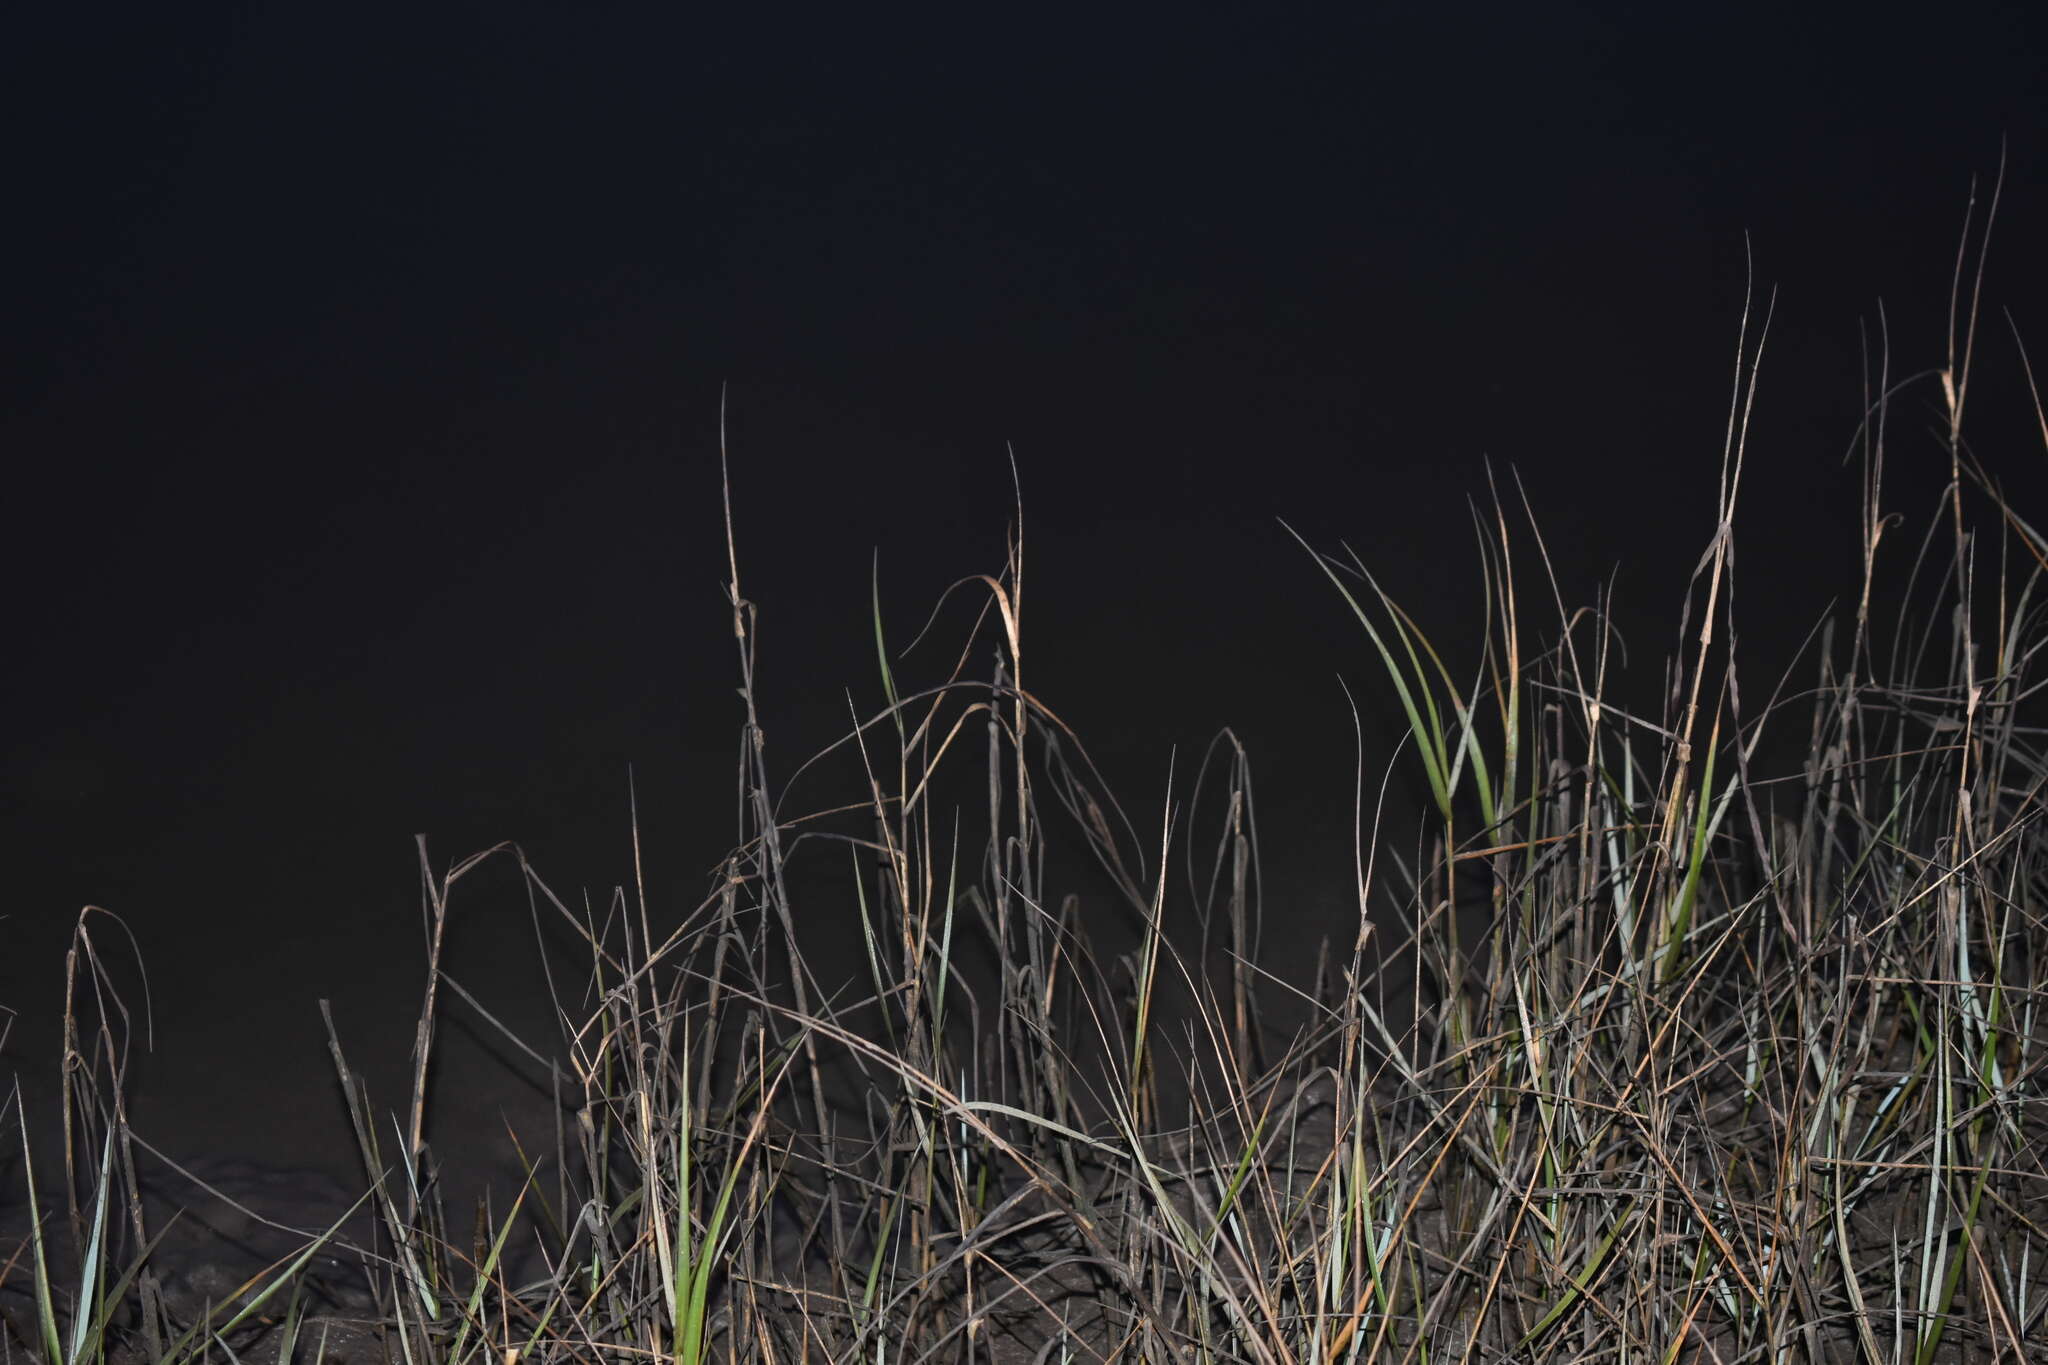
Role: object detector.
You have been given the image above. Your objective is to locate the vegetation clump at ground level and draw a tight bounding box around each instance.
[6,224,2048,1364]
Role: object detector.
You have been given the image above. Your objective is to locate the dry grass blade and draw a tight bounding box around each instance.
[3,213,2046,1364]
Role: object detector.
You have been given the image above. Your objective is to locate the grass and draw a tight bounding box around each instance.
[6,209,2048,1362]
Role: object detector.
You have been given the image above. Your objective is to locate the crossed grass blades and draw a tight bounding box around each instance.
[7,187,2048,1363]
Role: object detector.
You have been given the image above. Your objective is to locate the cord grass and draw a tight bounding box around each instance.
[5,198,2047,1362]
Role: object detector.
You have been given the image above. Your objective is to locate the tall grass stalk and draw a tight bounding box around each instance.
[4,202,2046,1361]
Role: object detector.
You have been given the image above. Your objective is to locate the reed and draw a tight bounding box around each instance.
[5,208,2045,1364]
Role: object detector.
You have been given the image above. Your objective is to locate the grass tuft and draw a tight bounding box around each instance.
[6,214,2048,1362]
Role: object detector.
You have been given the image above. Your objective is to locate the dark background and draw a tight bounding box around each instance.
[5,4,2046,1187]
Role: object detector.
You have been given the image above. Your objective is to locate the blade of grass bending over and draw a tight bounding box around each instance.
[1281,518,1480,832]
[12,211,2048,1360]
[1281,507,1523,1061]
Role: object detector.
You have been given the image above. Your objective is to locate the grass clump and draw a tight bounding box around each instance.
[6,210,2048,1363]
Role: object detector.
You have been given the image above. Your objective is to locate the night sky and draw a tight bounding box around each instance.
[6,5,2047,1186]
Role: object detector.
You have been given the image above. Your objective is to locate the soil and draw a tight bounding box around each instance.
[0,1153,393,1365]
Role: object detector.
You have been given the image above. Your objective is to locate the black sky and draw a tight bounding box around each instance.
[6,3,2047,1177]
